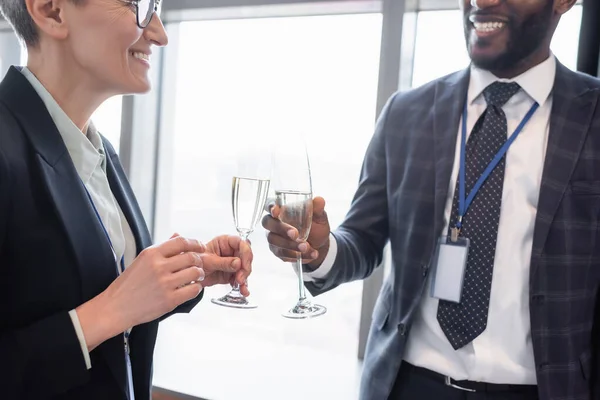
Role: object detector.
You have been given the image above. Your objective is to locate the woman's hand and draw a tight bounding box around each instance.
[202,235,253,296]
[76,234,245,351]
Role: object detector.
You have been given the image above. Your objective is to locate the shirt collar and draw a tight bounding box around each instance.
[20,67,102,184]
[468,53,556,107]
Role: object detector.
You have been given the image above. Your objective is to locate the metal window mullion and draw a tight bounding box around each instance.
[119,47,166,233]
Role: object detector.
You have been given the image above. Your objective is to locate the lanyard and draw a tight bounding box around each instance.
[81,182,126,274]
[454,100,539,238]
[82,181,134,399]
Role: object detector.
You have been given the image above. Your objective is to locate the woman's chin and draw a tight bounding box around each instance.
[133,82,152,94]
[120,78,152,95]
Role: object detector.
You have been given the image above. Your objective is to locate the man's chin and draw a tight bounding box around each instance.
[468,48,509,71]
[469,55,499,70]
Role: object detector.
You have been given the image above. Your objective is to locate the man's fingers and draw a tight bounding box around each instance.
[263,197,281,219]
[271,204,281,219]
[262,214,299,241]
[269,244,318,263]
[312,197,328,224]
[266,232,306,253]
[159,236,206,257]
[264,197,276,214]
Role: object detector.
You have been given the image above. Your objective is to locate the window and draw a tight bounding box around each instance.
[0,31,21,78]
[152,13,382,399]
[93,96,123,154]
[411,5,584,88]
[20,44,27,66]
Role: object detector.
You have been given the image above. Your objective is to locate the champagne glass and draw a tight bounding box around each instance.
[272,140,326,319]
[211,151,270,309]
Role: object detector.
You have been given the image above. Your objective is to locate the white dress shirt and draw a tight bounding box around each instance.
[21,68,137,373]
[309,55,556,384]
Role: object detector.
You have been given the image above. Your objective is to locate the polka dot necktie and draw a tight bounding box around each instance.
[437,81,521,350]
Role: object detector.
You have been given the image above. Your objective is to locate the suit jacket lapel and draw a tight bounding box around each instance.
[103,143,152,254]
[0,67,118,301]
[530,63,600,279]
[0,67,129,394]
[432,68,470,239]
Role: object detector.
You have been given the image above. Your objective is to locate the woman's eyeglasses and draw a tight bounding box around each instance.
[122,0,161,29]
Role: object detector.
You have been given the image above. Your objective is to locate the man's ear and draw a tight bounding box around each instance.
[24,0,69,41]
[555,0,578,16]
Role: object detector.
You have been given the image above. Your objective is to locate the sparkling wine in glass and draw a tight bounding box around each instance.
[273,142,326,319]
[211,153,270,309]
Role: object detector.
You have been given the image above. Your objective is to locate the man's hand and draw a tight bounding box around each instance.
[262,196,331,270]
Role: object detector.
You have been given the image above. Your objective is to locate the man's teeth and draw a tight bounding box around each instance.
[473,22,505,32]
[132,52,149,61]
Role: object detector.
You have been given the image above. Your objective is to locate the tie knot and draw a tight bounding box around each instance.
[483,81,521,107]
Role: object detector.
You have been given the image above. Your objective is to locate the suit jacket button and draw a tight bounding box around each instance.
[421,263,429,277]
[398,324,407,336]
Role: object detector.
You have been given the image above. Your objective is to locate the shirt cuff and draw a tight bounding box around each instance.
[69,309,92,370]
[303,233,338,282]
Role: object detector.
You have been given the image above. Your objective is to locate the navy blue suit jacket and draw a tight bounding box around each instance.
[307,61,600,400]
[0,67,202,400]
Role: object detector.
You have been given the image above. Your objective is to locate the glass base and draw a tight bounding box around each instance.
[282,300,326,319]
[211,292,257,309]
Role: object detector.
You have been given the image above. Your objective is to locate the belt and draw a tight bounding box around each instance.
[403,362,538,393]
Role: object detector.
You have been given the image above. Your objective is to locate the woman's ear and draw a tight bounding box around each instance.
[24,0,69,42]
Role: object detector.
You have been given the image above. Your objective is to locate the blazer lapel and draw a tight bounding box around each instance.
[530,63,600,279]
[0,67,119,301]
[103,144,152,253]
[0,67,128,394]
[432,68,471,238]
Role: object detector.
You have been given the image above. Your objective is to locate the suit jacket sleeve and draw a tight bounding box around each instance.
[306,93,398,296]
[160,294,203,321]
[0,148,90,398]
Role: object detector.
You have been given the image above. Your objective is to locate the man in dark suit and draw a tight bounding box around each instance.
[263,0,599,399]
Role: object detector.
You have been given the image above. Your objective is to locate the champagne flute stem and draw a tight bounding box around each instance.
[295,253,307,303]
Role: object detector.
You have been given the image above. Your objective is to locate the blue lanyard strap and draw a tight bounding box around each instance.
[456,100,539,230]
[81,180,131,390]
[81,182,126,273]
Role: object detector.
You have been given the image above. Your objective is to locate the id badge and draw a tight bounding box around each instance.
[430,236,470,303]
